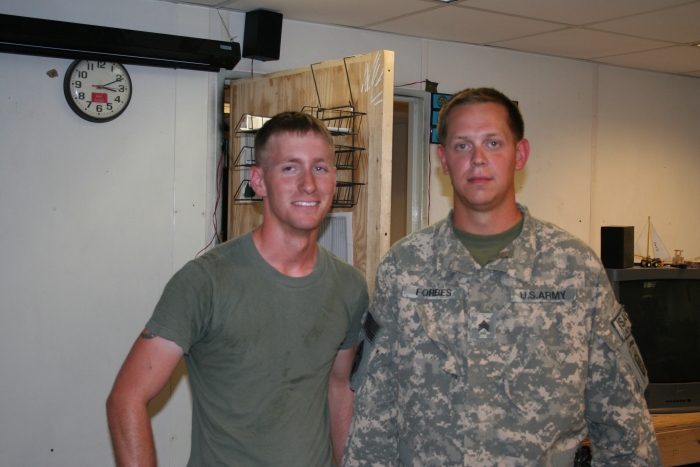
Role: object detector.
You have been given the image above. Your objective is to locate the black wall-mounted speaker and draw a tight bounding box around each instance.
[601,226,634,269]
[242,9,283,62]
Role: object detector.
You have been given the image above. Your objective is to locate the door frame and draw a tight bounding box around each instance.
[394,88,431,233]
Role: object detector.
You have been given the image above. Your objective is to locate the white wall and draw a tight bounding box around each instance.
[594,66,700,257]
[0,1,220,465]
[1,0,699,465]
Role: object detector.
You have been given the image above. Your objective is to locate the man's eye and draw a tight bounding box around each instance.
[457,144,467,150]
[488,141,500,147]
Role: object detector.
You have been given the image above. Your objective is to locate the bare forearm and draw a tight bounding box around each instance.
[107,396,157,467]
[106,332,183,466]
[328,382,354,466]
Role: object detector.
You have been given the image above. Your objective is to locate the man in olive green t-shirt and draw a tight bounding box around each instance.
[107,112,368,467]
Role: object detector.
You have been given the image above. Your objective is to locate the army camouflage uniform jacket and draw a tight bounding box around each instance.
[345,206,661,467]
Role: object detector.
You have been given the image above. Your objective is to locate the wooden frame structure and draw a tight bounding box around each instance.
[227,50,394,290]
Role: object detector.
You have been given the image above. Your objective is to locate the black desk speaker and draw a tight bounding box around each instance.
[601,226,634,269]
[242,9,283,62]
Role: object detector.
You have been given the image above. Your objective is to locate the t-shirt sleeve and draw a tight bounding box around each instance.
[339,270,369,350]
[146,259,213,355]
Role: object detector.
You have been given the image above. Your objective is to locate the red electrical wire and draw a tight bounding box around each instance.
[195,147,225,258]
[395,80,428,88]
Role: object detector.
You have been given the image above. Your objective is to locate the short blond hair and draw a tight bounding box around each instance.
[254,112,334,169]
[437,88,524,144]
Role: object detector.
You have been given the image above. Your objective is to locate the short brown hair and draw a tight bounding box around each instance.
[437,88,524,145]
[254,111,334,168]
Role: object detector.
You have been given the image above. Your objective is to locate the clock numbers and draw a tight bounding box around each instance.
[85,62,106,70]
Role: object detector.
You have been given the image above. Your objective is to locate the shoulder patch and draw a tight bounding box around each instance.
[612,308,632,341]
[628,338,648,378]
[363,311,380,343]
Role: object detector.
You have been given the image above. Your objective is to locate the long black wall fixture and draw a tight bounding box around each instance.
[0,14,241,72]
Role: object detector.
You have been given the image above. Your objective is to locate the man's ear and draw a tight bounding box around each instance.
[437,145,450,175]
[515,138,530,171]
[249,165,267,197]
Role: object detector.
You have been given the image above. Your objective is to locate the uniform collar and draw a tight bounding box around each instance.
[434,204,536,282]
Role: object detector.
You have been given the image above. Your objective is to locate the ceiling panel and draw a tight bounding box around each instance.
[590,2,700,43]
[595,45,700,74]
[153,0,700,78]
[459,0,693,26]
[214,0,437,28]
[492,28,672,60]
[369,5,563,44]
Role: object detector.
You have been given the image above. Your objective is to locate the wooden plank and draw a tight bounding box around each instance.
[651,412,700,431]
[227,51,394,291]
[651,412,700,466]
[364,51,394,292]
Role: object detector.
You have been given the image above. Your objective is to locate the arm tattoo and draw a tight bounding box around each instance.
[140,331,156,339]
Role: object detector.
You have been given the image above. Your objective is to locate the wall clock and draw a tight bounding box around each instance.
[63,60,132,122]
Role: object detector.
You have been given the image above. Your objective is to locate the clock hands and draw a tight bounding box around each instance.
[92,84,118,92]
[92,77,124,92]
[101,77,123,87]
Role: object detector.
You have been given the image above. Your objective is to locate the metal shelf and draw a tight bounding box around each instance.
[233,60,366,207]
[333,181,365,207]
[233,113,271,134]
[233,146,255,167]
[333,145,365,170]
[232,179,262,202]
[301,105,365,136]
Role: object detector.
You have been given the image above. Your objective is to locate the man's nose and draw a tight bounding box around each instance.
[471,146,487,166]
[299,169,317,193]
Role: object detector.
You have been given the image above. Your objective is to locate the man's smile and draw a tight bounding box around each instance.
[292,201,320,206]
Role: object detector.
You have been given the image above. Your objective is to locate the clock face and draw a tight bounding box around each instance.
[63,60,132,123]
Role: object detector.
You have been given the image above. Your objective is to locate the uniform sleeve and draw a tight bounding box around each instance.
[146,260,213,355]
[585,272,662,466]
[343,258,400,467]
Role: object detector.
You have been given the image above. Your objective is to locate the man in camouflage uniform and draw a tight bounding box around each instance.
[344,88,660,466]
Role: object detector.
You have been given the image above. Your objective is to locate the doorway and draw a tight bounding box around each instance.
[391,89,431,245]
[391,101,409,245]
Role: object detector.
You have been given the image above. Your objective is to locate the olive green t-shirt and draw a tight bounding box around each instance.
[453,217,524,267]
[147,232,368,467]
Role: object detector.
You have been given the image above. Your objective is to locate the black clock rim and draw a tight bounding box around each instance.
[63,59,132,123]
